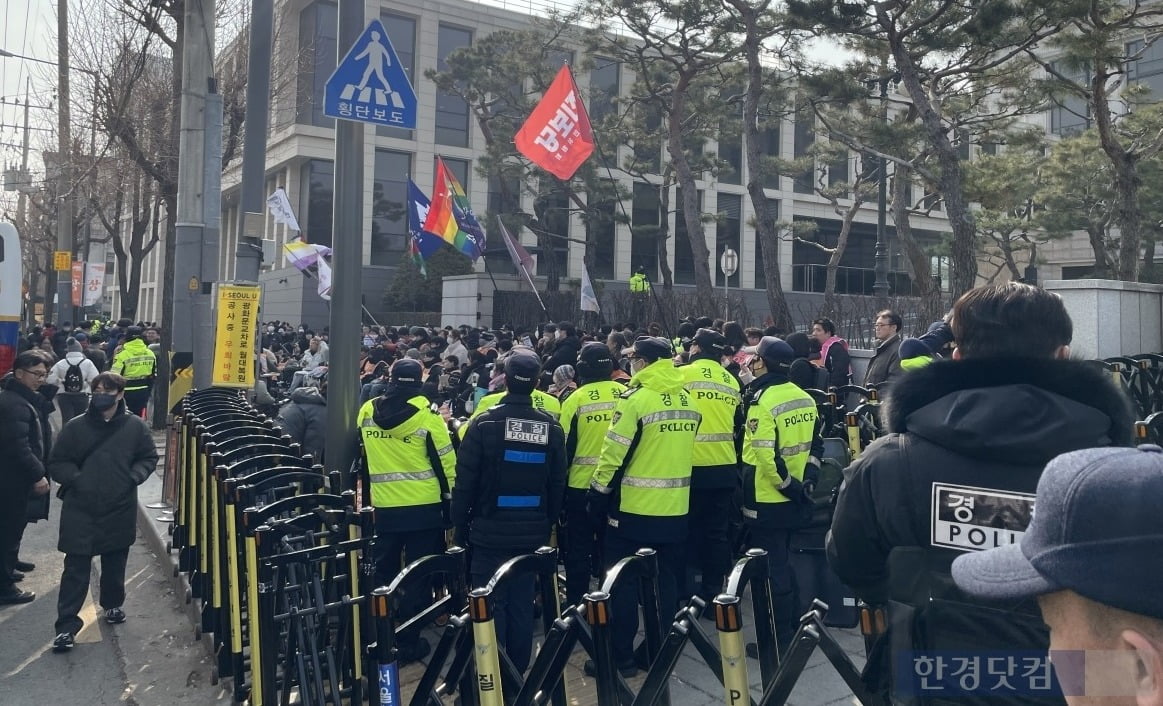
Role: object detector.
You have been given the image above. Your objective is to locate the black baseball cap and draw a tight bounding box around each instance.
[504,350,541,393]
[389,359,423,386]
[576,341,614,377]
[692,328,726,357]
[952,444,1163,620]
[621,336,673,363]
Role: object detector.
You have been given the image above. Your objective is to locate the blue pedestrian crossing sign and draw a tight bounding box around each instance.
[324,19,417,129]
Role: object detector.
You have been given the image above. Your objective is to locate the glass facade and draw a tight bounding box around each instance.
[631,182,661,279]
[297,1,337,128]
[377,12,417,140]
[589,58,620,123]
[715,193,741,287]
[300,159,334,247]
[587,183,618,280]
[436,25,473,147]
[371,150,411,266]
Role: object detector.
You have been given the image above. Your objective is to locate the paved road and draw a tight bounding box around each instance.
[0,485,229,705]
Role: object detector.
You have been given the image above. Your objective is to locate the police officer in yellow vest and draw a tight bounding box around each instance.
[740,336,823,654]
[451,349,567,673]
[588,336,700,677]
[558,342,625,605]
[680,328,741,603]
[110,326,156,418]
[358,358,456,661]
[628,266,651,294]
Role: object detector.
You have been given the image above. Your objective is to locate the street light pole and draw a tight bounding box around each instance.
[872,76,890,308]
[54,0,74,326]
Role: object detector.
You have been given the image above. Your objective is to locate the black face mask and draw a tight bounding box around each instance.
[91,393,118,412]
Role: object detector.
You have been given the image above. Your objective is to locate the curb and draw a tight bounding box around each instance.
[136,474,215,662]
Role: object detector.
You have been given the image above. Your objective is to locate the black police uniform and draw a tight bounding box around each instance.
[450,352,567,672]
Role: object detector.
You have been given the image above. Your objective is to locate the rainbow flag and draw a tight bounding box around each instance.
[422,157,486,261]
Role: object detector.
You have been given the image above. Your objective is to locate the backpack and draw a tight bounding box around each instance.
[63,361,85,394]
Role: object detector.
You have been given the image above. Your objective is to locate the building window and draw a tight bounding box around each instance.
[536,182,570,279]
[436,25,473,147]
[1128,39,1163,101]
[486,172,521,275]
[631,183,660,280]
[754,197,778,287]
[377,12,416,140]
[718,122,743,186]
[437,157,471,194]
[633,105,663,174]
[1049,61,1090,136]
[793,102,815,194]
[300,159,334,247]
[715,193,741,288]
[673,188,702,286]
[371,150,411,266]
[587,182,618,280]
[828,151,849,189]
[296,1,337,128]
[590,58,620,123]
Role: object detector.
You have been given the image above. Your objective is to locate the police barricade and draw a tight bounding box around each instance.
[244,492,373,706]
[1104,356,1156,419]
[216,458,327,691]
[171,391,251,572]
[367,547,469,706]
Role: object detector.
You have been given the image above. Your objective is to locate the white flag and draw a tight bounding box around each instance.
[266,187,302,232]
[83,263,106,307]
[316,257,332,301]
[580,263,600,313]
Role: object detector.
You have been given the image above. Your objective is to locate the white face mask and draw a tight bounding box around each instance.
[267,326,274,333]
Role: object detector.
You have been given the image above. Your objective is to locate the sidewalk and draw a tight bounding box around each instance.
[135,430,865,706]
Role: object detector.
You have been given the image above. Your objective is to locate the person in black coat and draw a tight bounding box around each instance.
[544,321,581,379]
[48,372,159,652]
[827,283,1136,699]
[0,350,56,604]
[451,350,567,672]
[277,385,327,464]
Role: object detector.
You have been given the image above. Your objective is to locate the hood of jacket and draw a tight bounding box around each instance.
[371,390,426,432]
[630,358,685,394]
[883,357,1135,466]
[290,387,326,406]
[122,338,150,354]
[63,351,88,366]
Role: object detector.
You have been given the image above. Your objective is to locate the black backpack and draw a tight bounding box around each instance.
[63,361,85,394]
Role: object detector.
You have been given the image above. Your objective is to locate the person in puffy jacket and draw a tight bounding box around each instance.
[277,385,327,463]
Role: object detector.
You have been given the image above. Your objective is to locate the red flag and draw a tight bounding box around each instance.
[514,65,595,180]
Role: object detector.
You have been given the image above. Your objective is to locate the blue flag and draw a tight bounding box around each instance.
[408,180,445,276]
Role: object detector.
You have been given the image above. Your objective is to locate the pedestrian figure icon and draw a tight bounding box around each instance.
[324,19,417,128]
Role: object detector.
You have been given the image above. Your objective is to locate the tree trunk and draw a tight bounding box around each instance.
[656,182,674,289]
[882,14,977,298]
[891,166,942,324]
[666,72,713,299]
[1090,63,1143,281]
[824,203,861,319]
[728,0,793,331]
[1086,226,1110,279]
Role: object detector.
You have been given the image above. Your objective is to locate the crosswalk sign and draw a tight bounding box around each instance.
[323,18,418,129]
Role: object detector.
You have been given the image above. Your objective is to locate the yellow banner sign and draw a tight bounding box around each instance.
[212,283,261,389]
[53,251,71,271]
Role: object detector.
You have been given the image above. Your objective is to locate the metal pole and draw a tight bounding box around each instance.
[172,0,216,389]
[54,0,73,325]
[326,0,366,484]
[872,79,889,308]
[233,0,274,283]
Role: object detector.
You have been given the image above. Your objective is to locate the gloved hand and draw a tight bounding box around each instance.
[453,525,469,549]
[586,489,611,530]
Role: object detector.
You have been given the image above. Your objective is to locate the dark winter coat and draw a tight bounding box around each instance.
[827,356,1135,605]
[50,402,158,556]
[277,387,327,463]
[862,333,902,389]
[545,336,581,378]
[0,374,55,490]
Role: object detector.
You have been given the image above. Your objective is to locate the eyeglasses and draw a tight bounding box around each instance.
[18,369,48,380]
[873,323,892,329]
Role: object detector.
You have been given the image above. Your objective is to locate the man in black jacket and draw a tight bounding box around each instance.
[0,350,55,604]
[49,372,158,652]
[827,283,1135,701]
[451,349,567,672]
